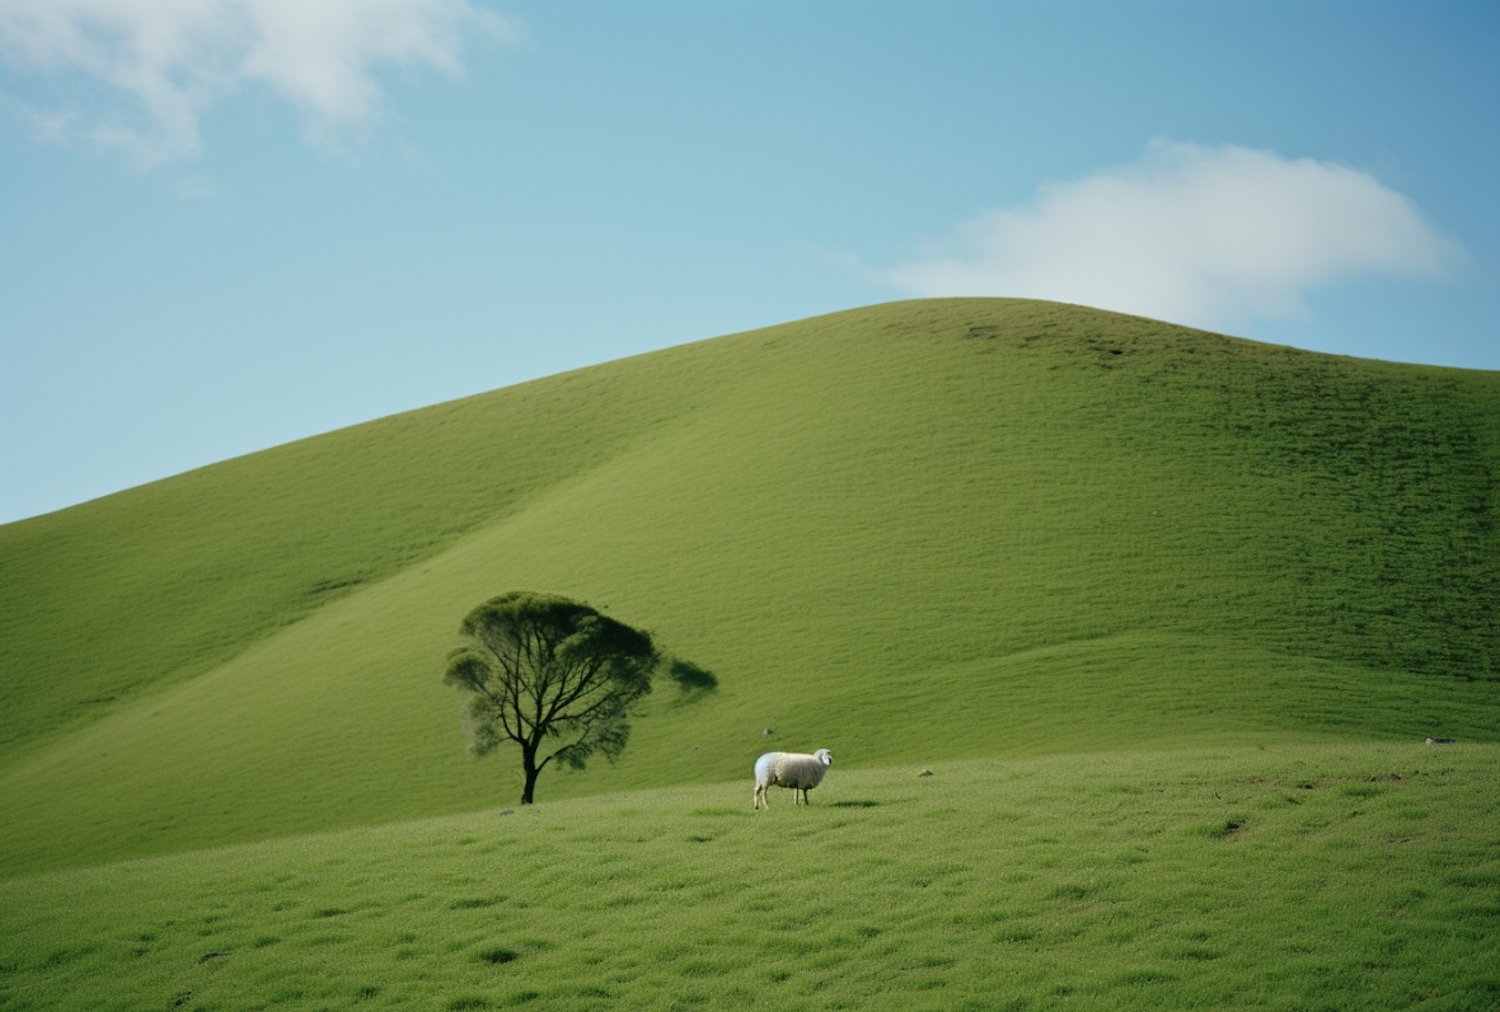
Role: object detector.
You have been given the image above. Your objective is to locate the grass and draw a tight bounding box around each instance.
[0,742,1494,1011]
[0,298,1496,879]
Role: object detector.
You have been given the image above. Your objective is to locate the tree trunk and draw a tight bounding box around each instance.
[520,746,539,805]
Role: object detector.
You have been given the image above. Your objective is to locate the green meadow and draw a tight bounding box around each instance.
[2,744,1495,1011]
[1,298,1496,1007]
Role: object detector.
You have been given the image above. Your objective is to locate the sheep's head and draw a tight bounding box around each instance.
[813,748,833,766]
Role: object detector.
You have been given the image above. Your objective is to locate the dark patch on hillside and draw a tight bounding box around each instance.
[1209,358,1497,683]
[939,300,1498,684]
[310,575,368,596]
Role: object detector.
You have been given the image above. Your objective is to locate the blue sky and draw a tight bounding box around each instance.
[2,1,1497,524]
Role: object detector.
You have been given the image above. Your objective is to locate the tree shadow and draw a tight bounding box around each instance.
[666,659,718,701]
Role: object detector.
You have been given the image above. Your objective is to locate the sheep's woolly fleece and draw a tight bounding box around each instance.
[753,749,833,810]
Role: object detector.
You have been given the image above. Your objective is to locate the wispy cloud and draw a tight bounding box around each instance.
[0,0,521,165]
[883,140,1462,330]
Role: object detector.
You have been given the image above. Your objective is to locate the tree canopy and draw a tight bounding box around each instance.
[443,591,660,804]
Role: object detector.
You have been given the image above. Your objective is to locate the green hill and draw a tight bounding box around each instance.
[1,298,1496,878]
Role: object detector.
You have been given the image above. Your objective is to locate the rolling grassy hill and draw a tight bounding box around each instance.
[1,298,1496,879]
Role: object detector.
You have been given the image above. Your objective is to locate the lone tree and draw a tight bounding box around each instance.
[443,591,660,805]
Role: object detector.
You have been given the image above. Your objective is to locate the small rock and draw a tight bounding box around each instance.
[1425,737,1456,745]
[918,769,934,777]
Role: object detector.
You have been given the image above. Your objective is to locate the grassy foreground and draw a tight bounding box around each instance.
[2,742,1495,1011]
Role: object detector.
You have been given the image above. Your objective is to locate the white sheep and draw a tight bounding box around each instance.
[753,748,832,809]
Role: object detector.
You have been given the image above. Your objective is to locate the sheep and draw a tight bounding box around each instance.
[753,748,832,809]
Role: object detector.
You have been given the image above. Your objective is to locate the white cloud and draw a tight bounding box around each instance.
[884,140,1461,330]
[0,0,521,165]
